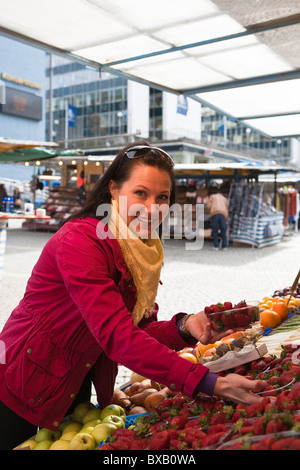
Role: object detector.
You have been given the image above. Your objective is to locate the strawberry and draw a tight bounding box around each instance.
[113,428,137,439]
[207,424,228,435]
[288,381,300,403]
[239,425,254,435]
[267,375,281,386]
[234,365,248,376]
[291,365,300,378]
[220,313,235,329]
[234,300,247,310]
[245,401,265,418]
[158,398,173,409]
[210,319,223,332]
[110,437,132,450]
[149,430,169,450]
[231,410,244,422]
[204,306,213,315]
[172,394,186,408]
[223,301,233,310]
[100,443,114,450]
[182,428,207,447]
[169,439,185,450]
[169,414,188,430]
[265,419,288,434]
[167,428,179,440]
[201,431,227,448]
[209,412,227,425]
[253,416,265,435]
[130,438,150,450]
[271,437,300,450]
[234,313,251,328]
[280,370,294,386]
[184,417,201,428]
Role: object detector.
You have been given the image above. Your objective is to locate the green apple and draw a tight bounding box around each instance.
[102,415,125,428]
[91,423,117,446]
[80,426,94,436]
[73,401,95,423]
[60,431,78,442]
[62,422,82,434]
[18,439,37,450]
[33,440,53,450]
[49,439,70,450]
[35,427,61,443]
[81,408,102,425]
[69,432,95,450]
[81,418,101,430]
[100,404,126,421]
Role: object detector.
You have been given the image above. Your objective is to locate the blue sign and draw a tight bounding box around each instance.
[68,104,77,127]
[177,95,188,115]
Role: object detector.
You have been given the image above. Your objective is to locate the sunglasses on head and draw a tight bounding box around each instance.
[123,145,174,166]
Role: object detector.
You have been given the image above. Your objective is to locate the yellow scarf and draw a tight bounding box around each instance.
[108,199,164,325]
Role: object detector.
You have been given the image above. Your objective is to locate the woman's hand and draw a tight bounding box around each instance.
[213,373,267,405]
[185,311,241,345]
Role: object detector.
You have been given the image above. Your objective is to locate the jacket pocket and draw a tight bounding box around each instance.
[5,332,70,408]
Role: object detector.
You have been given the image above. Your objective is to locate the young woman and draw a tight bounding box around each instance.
[0,141,264,449]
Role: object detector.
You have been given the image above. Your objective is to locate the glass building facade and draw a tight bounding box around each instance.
[45,55,128,143]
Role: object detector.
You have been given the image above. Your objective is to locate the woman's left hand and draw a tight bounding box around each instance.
[185,311,240,345]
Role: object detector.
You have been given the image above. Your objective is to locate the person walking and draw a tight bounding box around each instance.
[0,142,264,449]
[0,183,7,211]
[207,187,229,250]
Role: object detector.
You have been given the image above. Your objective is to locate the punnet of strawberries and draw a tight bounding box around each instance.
[100,344,300,451]
[204,300,260,332]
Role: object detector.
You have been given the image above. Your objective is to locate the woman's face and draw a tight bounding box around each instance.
[109,163,171,238]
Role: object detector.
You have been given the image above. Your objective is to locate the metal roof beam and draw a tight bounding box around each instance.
[183,70,300,95]
[101,13,300,69]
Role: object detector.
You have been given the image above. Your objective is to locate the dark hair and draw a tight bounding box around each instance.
[63,140,176,224]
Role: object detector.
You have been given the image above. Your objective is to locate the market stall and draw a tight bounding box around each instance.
[15,277,300,451]
[0,213,50,287]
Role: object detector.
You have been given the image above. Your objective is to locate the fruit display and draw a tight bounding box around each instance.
[15,283,300,451]
[273,282,300,300]
[204,300,260,332]
[99,344,300,451]
[16,401,128,450]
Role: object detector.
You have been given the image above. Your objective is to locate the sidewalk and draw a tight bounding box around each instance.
[1,222,299,389]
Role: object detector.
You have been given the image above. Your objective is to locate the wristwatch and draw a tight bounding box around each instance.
[179,314,194,336]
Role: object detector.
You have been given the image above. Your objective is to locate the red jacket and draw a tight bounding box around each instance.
[0,217,209,430]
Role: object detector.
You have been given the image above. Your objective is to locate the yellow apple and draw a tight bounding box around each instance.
[81,408,102,425]
[73,401,95,423]
[18,439,37,450]
[61,431,78,442]
[62,422,82,434]
[49,439,70,450]
[81,419,101,430]
[69,433,95,450]
[35,427,61,442]
[91,423,117,446]
[33,440,53,450]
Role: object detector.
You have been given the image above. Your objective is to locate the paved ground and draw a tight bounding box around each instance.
[1,219,299,393]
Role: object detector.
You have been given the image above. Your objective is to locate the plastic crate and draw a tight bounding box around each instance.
[125,412,149,428]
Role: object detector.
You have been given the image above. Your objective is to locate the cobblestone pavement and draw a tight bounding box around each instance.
[1,220,299,392]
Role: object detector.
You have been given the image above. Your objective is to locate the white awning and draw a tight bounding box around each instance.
[1,0,300,138]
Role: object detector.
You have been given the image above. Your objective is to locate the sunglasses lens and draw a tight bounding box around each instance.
[125,146,174,165]
[126,149,146,159]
